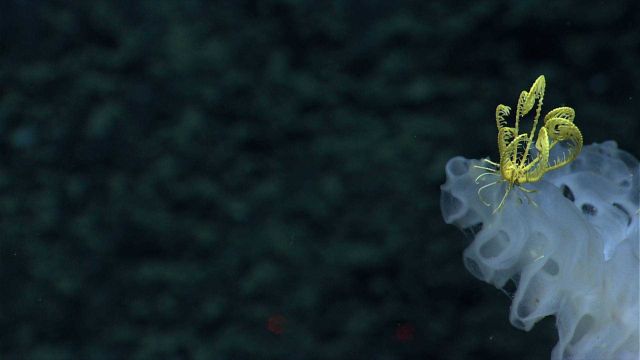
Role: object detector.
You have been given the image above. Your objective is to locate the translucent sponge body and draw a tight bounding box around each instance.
[441,142,639,360]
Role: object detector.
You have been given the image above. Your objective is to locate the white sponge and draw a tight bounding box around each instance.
[440,142,639,360]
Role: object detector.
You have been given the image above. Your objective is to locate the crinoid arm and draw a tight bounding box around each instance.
[498,132,529,183]
[496,104,511,130]
[497,126,516,154]
[544,117,583,171]
[544,106,575,123]
[520,126,550,183]
[513,75,545,139]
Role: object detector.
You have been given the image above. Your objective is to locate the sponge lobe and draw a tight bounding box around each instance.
[440,142,639,360]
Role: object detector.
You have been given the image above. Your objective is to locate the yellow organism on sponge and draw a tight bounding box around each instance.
[475,75,583,213]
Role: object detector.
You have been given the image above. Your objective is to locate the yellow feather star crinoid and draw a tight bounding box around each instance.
[474,75,583,213]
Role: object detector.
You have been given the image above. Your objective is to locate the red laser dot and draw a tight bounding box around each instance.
[267,314,286,335]
[395,323,415,342]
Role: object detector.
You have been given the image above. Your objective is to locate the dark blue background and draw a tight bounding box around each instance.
[1,1,638,359]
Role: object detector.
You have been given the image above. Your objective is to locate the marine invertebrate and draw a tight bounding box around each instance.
[441,141,639,359]
[440,75,639,358]
[475,75,583,212]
